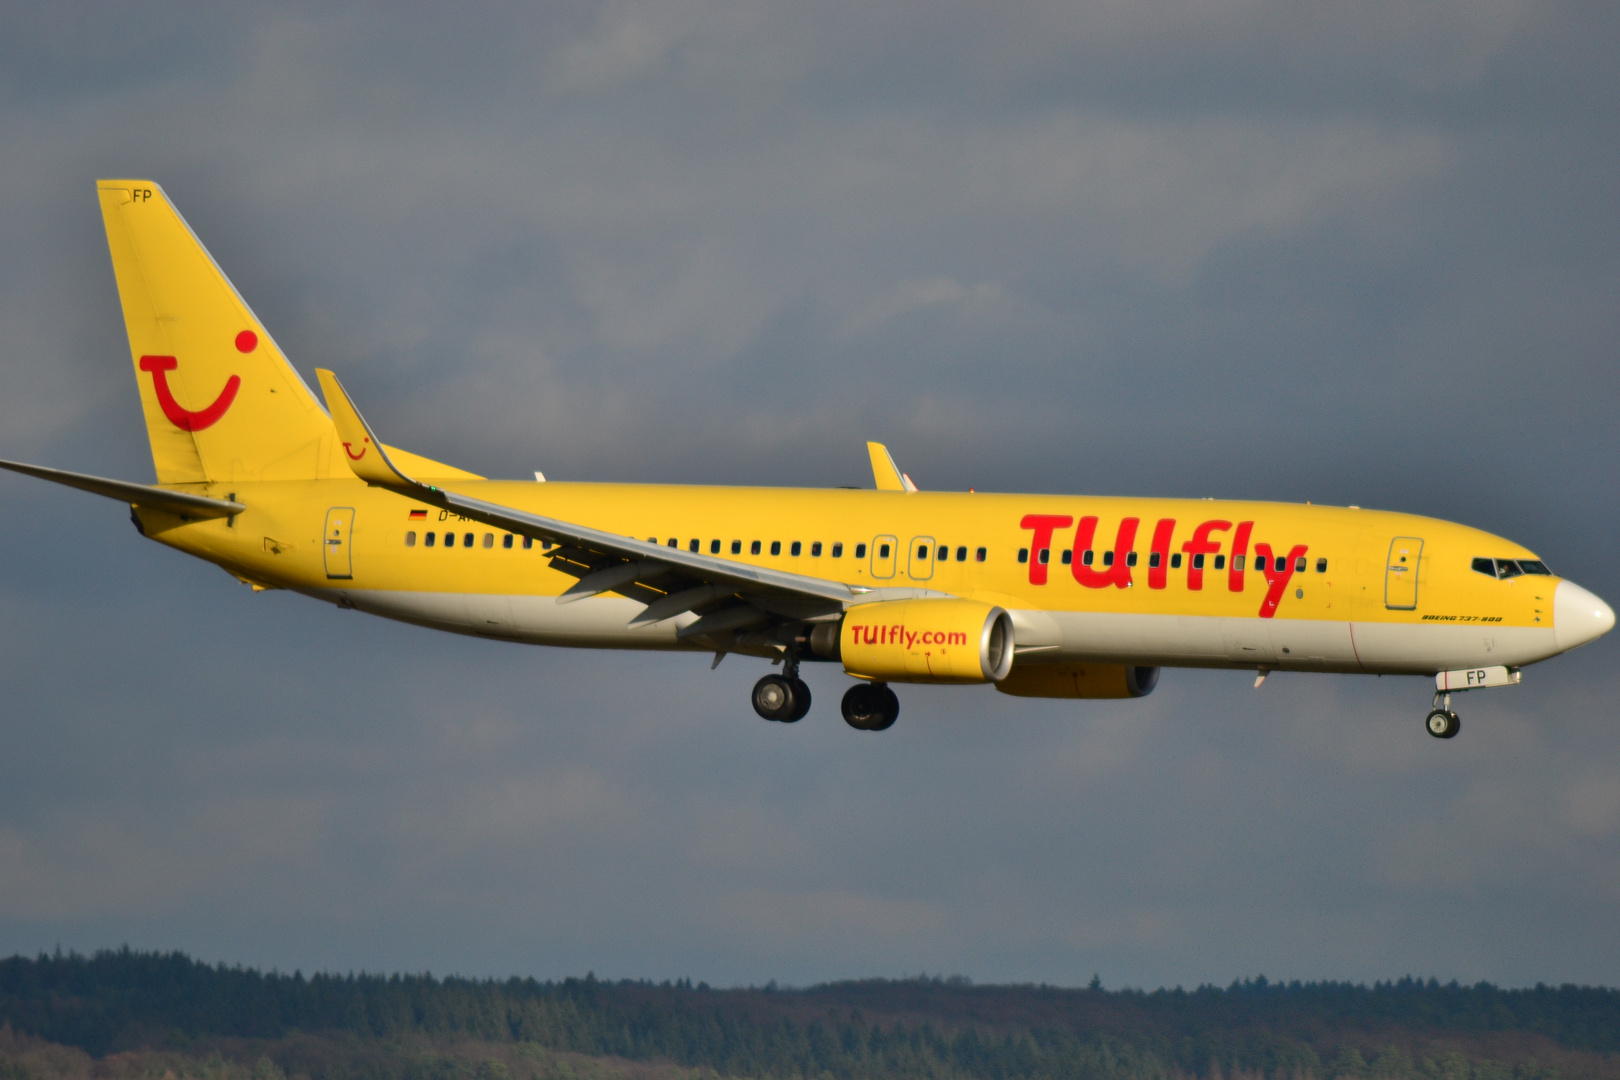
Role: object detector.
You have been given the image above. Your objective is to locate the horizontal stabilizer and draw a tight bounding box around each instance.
[0,458,243,519]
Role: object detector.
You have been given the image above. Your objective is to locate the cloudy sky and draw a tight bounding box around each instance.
[1,0,1617,989]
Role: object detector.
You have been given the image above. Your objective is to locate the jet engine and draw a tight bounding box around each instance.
[995,663,1159,699]
[810,598,1015,684]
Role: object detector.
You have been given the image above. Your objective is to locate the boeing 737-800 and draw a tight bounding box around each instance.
[2,181,1612,736]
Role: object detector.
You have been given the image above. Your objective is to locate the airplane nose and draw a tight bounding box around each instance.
[1554,580,1616,652]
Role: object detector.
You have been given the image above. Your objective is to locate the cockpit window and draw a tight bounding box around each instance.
[1473,557,1552,579]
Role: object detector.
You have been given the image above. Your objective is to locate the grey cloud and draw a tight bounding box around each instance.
[0,0,1616,989]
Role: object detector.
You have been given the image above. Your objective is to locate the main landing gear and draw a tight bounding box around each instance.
[750,651,900,730]
[841,682,899,731]
[752,652,811,723]
[1425,691,1460,739]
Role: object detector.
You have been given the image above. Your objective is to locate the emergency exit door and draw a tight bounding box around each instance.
[324,507,354,579]
[870,534,897,579]
[1384,536,1422,610]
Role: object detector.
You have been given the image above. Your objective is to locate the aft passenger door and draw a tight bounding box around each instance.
[1384,536,1422,610]
[324,507,355,579]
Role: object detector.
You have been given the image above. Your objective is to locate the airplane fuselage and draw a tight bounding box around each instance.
[138,479,1583,677]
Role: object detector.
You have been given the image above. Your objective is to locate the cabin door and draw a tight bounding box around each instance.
[324,507,355,579]
[908,536,936,581]
[869,535,898,579]
[1384,536,1422,610]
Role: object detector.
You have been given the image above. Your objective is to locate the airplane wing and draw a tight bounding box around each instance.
[315,371,938,650]
[0,458,244,519]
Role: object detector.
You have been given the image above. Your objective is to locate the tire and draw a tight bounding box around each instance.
[752,674,798,722]
[842,683,898,731]
[1425,709,1460,739]
[786,678,812,722]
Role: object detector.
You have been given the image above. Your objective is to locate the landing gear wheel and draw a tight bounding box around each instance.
[1425,709,1460,739]
[752,674,799,722]
[841,682,899,731]
[787,678,812,722]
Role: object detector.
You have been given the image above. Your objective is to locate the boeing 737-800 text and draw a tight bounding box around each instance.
[3,182,1612,736]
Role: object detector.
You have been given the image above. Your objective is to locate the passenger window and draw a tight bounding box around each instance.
[1103,551,1115,567]
[791,541,802,556]
[523,537,534,550]
[1233,555,1244,571]
[483,533,494,548]
[463,533,474,548]
[916,544,928,559]
[771,541,782,556]
[833,542,844,557]
[648,537,657,544]
[1171,553,1183,569]
[811,541,823,557]
[1192,553,1205,570]
[1213,554,1225,570]
[503,534,514,549]
[855,543,866,558]
[1038,548,1050,564]
[1519,559,1551,575]
[710,539,721,554]
[1125,551,1137,567]
[956,546,967,562]
[1018,548,1029,563]
[1315,558,1326,572]
[878,543,890,558]
[1294,556,1306,573]
[425,532,436,547]
[1060,550,1073,565]
[1149,552,1160,568]
[731,540,742,554]
[667,538,678,548]
[975,547,987,562]
[751,540,762,555]
[689,538,700,553]
[405,531,417,547]
[937,545,948,561]
[1081,550,1094,566]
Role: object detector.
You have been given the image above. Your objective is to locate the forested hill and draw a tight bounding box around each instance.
[1,950,1617,1080]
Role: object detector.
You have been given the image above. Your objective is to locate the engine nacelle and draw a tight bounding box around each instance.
[822,599,1015,684]
[995,663,1160,699]
[991,663,1159,705]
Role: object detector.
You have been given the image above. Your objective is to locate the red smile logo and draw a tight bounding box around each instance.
[138,332,254,431]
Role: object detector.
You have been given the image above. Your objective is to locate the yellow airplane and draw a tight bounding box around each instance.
[3,181,1613,738]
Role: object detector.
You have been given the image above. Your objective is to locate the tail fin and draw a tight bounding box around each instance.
[99,180,333,484]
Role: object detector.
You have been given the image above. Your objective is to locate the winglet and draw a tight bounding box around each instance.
[315,369,424,491]
[866,442,918,492]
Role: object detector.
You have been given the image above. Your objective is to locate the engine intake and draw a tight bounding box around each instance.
[824,599,1015,684]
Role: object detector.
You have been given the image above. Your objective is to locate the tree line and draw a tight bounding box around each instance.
[0,950,1616,1080]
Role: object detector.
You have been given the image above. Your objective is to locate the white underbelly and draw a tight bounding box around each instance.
[1009,609,1559,674]
[325,588,699,649]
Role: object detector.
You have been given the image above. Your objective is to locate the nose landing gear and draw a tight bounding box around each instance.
[1425,691,1460,739]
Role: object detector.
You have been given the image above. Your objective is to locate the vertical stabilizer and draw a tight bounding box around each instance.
[98,180,332,484]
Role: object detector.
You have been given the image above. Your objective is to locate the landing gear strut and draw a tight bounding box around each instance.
[752,651,811,723]
[1425,691,1460,739]
[841,682,899,731]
